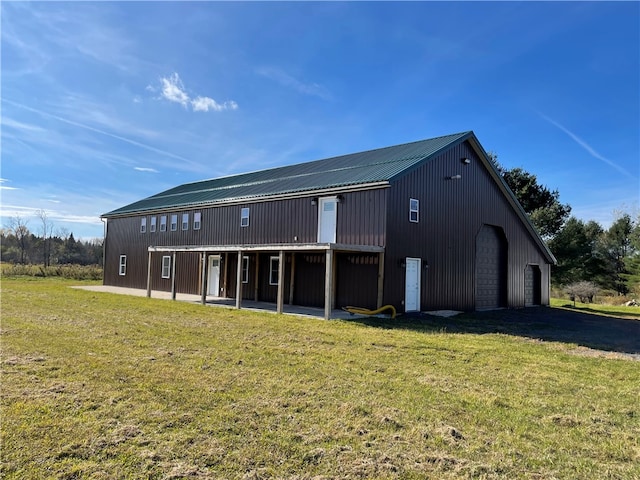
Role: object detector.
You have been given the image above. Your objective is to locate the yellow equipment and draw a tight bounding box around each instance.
[342,304,396,319]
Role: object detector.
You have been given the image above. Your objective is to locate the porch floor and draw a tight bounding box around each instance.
[73,285,367,320]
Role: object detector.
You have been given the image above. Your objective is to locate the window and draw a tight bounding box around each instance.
[269,256,279,285]
[160,215,167,232]
[140,217,147,233]
[409,198,419,223]
[193,212,201,230]
[162,256,171,279]
[182,213,189,231]
[170,214,178,231]
[119,255,127,276]
[150,216,157,233]
[241,207,250,227]
[242,256,249,283]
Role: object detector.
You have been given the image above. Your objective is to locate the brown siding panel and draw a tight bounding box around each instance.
[384,140,551,312]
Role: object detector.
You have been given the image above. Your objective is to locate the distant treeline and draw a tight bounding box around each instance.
[1,227,102,267]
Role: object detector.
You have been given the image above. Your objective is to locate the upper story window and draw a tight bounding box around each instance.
[119,255,127,276]
[269,256,279,285]
[182,213,189,231]
[170,214,178,231]
[242,256,249,283]
[150,216,157,233]
[193,212,201,230]
[140,217,147,233]
[162,256,171,279]
[160,215,167,232]
[409,198,419,223]
[241,207,250,227]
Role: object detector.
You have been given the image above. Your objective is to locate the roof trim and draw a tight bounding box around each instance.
[102,181,390,219]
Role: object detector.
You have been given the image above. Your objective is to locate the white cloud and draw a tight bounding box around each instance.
[134,166,159,173]
[156,72,238,112]
[191,96,238,112]
[160,72,190,107]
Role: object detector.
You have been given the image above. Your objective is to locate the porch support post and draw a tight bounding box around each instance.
[235,250,243,309]
[171,251,177,300]
[146,250,152,298]
[324,249,334,320]
[288,252,296,305]
[276,250,285,314]
[254,253,260,301]
[222,253,229,297]
[377,251,385,309]
[200,252,207,305]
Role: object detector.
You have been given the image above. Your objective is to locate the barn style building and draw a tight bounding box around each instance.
[101,131,555,318]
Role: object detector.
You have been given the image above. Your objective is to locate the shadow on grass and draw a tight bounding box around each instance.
[343,307,640,356]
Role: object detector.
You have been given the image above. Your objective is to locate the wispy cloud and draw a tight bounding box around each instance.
[2,98,194,163]
[257,66,332,101]
[0,179,18,191]
[156,72,238,112]
[134,167,159,173]
[537,111,634,179]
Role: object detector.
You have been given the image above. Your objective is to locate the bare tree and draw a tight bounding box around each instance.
[36,209,55,267]
[8,216,30,264]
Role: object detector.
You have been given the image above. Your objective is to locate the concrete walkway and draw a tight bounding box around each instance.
[73,285,364,321]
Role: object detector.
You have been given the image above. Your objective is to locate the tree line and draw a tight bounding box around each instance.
[1,212,103,267]
[491,155,639,297]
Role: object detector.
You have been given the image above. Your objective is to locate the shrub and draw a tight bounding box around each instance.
[565,281,599,305]
[1,263,103,281]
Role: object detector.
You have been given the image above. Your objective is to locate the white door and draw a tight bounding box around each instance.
[405,257,421,312]
[208,256,220,296]
[318,197,337,243]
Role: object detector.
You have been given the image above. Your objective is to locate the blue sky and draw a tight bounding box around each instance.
[2,1,638,240]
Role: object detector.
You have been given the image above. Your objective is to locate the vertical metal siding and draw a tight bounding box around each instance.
[104,190,387,296]
[384,140,552,312]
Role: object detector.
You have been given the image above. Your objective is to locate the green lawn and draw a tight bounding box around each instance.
[550,297,640,319]
[2,277,639,479]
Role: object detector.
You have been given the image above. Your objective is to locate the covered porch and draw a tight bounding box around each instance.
[146,243,386,320]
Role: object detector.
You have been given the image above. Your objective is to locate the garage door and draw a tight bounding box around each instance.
[524,265,541,306]
[475,225,507,310]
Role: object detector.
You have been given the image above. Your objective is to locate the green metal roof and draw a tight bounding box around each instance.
[103,131,472,217]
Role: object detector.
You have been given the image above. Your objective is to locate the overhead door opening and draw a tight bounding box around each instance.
[475,225,507,310]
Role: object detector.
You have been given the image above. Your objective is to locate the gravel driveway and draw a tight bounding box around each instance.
[380,306,640,361]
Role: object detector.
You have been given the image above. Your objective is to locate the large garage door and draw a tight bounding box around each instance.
[475,225,507,310]
[524,265,541,306]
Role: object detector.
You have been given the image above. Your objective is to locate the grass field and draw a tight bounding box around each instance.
[2,277,639,479]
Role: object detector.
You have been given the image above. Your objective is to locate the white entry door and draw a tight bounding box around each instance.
[405,257,421,312]
[318,197,337,243]
[208,256,221,296]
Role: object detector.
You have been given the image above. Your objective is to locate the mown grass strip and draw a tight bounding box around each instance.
[2,278,639,479]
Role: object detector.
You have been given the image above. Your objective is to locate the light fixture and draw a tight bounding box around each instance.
[462,158,471,165]
[397,259,406,268]
[336,194,344,203]
[311,197,318,206]
[450,174,462,180]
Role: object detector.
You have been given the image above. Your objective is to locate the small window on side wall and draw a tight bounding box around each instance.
[193,212,201,230]
[160,215,167,232]
[409,198,419,223]
[119,255,127,276]
[140,217,147,233]
[170,214,178,231]
[182,213,189,231]
[162,256,171,279]
[241,207,250,227]
[150,216,157,233]
[269,256,279,285]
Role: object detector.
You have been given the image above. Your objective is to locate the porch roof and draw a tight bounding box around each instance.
[148,242,385,253]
